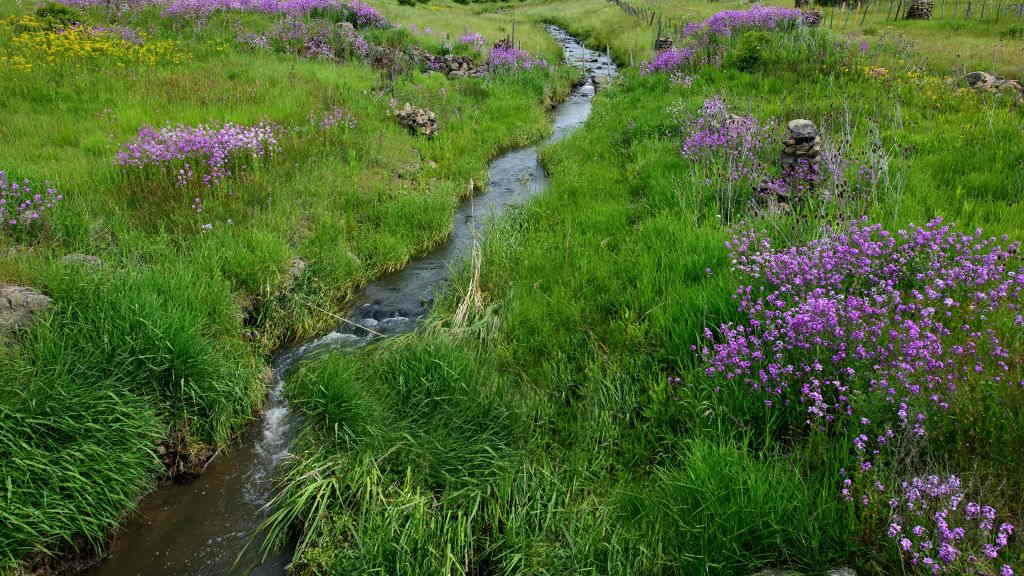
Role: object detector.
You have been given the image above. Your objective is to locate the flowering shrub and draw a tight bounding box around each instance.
[886,475,1015,575]
[117,122,279,187]
[487,42,546,70]
[458,32,484,49]
[704,218,1023,447]
[0,171,63,231]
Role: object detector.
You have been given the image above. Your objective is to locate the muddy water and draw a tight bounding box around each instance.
[85,26,615,576]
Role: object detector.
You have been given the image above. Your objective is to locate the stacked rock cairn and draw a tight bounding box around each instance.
[905,0,934,19]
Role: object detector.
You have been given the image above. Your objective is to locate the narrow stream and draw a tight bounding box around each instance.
[85,26,616,576]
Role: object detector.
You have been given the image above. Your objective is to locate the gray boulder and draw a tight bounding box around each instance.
[0,285,52,339]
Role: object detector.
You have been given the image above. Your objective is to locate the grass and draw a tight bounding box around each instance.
[269,8,1024,576]
[3,0,1024,573]
[0,2,574,570]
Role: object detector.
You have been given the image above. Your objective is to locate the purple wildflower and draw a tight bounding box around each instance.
[117,122,279,187]
[0,172,63,231]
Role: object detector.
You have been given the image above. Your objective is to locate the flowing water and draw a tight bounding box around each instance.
[85,26,616,576]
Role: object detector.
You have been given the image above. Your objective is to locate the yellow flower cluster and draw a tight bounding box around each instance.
[0,16,189,72]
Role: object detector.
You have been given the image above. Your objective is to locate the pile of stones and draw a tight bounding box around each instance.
[393,102,438,137]
[781,119,821,174]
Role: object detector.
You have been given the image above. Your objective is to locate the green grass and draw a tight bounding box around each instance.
[269,14,1024,576]
[0,2,575,570]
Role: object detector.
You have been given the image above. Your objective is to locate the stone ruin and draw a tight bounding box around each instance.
[392,102,438,137]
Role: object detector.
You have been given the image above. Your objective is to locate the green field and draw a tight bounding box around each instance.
[2,0,1024,574]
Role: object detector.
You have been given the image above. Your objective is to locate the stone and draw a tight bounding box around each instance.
[0,285,52,339]
[654,36,674,51]
[751,570,803,576]
[378,316,411,332]
[827,568,856,576]
[787,119,818,141]
[964,71,1024,101]
[966,71,1000,90]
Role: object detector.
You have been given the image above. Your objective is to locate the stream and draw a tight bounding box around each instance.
[84,26,616,576]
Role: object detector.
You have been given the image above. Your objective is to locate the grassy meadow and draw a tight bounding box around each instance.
[265,2,1024,576]
[0,1,573,571]
[2,0,1024,574]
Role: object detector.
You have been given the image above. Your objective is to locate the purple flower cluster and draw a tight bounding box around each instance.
[487,42,547,70]
[681,96,768,183]
[458,32,485,49]
[887,474,1015,575]
[643,47,695,74]
[686,5,805,40]
[346,0,387,28]
[704,218,1024,437]
[0,171,63,230]
[117,122,279,187]
[643,6,804,73]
